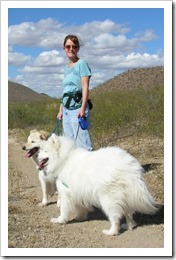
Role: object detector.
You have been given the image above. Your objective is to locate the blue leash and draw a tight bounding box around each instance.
[50,118,61,136]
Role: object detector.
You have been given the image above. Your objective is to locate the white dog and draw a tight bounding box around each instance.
[38,134,158,236]
[22,129,59,207]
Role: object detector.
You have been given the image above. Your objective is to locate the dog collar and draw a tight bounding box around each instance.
[62,182,69,188]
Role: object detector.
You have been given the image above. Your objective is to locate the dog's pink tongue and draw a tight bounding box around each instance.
[38,158,48,169]
[25,152,30,158]
[38,162,43,169]
[39,160,45,169]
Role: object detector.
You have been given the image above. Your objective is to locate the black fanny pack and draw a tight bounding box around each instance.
[63,92,82,109]
[63,92,93,110]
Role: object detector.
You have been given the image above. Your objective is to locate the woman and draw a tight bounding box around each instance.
[57,34,93,151]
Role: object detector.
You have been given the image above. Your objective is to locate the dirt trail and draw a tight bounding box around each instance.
[8,129,164,250]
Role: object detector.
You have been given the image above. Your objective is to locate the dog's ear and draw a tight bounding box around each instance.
[50,133,58,142]
[48,133,60,145]
[50,134,61,151]
[30,129,38,134]
[39,131,50,140]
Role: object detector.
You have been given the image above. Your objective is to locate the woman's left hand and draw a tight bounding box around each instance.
[77,108,85,118]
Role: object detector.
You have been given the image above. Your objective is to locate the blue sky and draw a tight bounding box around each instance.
[8,6,164,97]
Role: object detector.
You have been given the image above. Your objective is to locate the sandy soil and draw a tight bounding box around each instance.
[8,129,164,252]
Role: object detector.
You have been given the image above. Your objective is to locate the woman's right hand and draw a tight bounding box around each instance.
[57,104,63,120]
[57,111,63,120]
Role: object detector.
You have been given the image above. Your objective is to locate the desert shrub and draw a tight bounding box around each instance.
[8,99,60,132]
[90,85,163,140]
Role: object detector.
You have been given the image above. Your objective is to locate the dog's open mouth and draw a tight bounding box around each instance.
[39,158,49,169]
[25,147,39,158]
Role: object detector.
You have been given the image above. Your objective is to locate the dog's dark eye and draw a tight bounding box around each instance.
[31,141,35,143]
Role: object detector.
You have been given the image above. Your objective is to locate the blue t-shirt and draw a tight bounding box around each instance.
[62,59,91,109]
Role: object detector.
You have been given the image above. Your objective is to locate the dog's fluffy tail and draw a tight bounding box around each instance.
[128,177,159,215]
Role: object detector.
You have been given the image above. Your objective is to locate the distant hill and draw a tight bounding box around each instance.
[91,66,164,95]
[8,81,52,103]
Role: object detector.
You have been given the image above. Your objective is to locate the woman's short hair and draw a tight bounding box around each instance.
[63,34,81,50]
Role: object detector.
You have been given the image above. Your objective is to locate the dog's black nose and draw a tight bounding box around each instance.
[22,146,26,150]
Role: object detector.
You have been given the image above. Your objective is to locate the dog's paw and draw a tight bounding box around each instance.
[56,199,60,208]
[50,216,66,224]
[50,218,60,224]
[39,202,48,207]
[102,229,118,236]
[128,221,137,231]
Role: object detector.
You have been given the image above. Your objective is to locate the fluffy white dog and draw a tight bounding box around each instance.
[38,134,158,236]
[22,129,59,207]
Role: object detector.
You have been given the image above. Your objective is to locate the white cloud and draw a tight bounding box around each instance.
[8,18,164,97]
[8,18,65,48]
[33,50,64,67]
[8,51,31,66]
[94,34,127,48]
[77,19,130,39]
[135,29,158,41]
[8,18,130,49]
[17,50,65,79]
[125,52,163,67]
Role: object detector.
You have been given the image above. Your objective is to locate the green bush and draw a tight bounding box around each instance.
[8,99,60,132]
[90,85,163,140]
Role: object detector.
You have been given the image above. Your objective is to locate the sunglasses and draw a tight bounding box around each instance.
[65,45,78,50]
